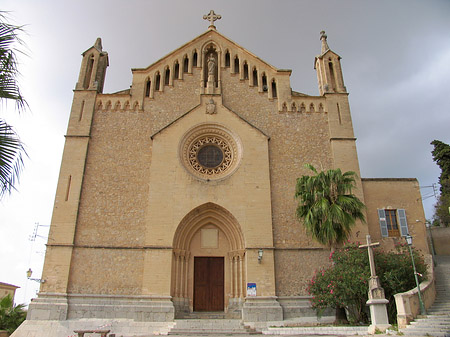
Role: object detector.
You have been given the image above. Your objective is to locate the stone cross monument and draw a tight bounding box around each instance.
[359,235,391,334]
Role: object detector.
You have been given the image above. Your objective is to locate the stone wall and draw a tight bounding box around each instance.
[362,178,428,253]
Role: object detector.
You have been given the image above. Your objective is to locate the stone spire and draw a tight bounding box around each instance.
[203,10,221,30]
[320,30,330,54]
[94,37,103,52]
[314,30,346,95]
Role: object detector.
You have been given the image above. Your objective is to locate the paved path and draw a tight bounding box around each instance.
[397,255,450,337]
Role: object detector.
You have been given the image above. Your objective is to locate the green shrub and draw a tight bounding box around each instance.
[0,294,26,334]
[307,242,427,324]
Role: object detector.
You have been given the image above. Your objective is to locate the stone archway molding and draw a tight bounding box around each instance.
[171,202,246,316]
[173,202,245,251]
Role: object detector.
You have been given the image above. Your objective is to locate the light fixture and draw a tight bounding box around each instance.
[404,235,426,315]
[26,268,46,283]
[405,234,413,246]
[258,249,263,263]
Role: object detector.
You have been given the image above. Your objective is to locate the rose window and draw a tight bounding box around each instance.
[180,124,242,181]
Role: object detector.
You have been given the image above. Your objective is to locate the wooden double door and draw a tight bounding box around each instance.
[194,257,224,311]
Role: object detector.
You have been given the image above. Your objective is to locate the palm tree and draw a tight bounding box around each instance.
[295,164,366,249]
[0,12,27,198]
[295,164,366,323]
[0,294,26,334]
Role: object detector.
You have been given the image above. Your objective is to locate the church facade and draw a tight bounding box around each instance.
[23,12,428,333]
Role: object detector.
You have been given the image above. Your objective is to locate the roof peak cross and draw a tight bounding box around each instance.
[203,10,221,30]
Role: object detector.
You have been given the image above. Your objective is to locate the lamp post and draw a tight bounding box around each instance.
[405,235,426,315]
[258,249,263,263]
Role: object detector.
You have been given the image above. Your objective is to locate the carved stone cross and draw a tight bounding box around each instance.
[359,237,391,333]
[203,10,221,29]
[359,234,380,278]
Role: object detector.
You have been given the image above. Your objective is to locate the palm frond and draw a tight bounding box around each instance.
[0,12,28,112]
[0,119,26,197]
[295,164,366,247]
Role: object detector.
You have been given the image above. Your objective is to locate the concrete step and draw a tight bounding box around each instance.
[400,256,450,337]
[416,314,450,319]
[168,319,256,335]
[412,319,450,324]
[430,303,450,312]
[175,311,241,319]
[262,326,368,336]
[405,325,450,330]
[414,317,450,321]
[405,324,450,332]
[169,329,258,335]
[403,331,450,337]
[429,309,450,314]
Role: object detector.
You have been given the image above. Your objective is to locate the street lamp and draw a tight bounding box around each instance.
[26,268,46,283]
[405,235,426,315]
[258,249,263,263]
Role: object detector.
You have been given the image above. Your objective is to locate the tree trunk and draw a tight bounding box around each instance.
[335,306,349,325]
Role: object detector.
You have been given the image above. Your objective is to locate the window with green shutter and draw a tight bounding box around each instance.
[377,209,408,237]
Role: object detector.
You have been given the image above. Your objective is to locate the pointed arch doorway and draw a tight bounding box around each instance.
[172,203,245,316]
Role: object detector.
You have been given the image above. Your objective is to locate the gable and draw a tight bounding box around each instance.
[132,29,283,75]
[128,28,297,111]
[150,96,269,140]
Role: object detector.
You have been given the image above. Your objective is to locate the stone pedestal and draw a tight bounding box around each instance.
[366,277,391,334]
[27,293,175,322]
[207,77,215,94]
[242,296,283,322]
[27,293,68,321]
[367,298,391,334]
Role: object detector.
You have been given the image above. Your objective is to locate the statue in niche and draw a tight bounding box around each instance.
[207,54,216,80]
[204,49,218,93]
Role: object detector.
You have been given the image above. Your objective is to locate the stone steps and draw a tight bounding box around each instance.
[168,319,257,335]
[400,255,450,337]
[404,331,450,335]
[262,326,368,335]
[175,311,241,319]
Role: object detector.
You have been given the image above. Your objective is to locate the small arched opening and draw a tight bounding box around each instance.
[83,54,95,89]
[234,56,239,74]
[252,68,258,86]
[243,62,249,80]
[155,72,161,91]
[193,51,198,67]
[145,78,151,97]
[225,50,230,67]
[271,79,277,98]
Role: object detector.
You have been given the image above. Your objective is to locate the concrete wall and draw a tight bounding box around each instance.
[428,226,450,255]
[0,282,18,300]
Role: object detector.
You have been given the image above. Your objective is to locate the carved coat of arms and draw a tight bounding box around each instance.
[206,99,216,114]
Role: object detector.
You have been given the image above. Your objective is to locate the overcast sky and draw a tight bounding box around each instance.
[1,0,449,305]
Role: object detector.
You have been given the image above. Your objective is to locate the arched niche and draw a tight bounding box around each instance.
[201,42,221,88]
